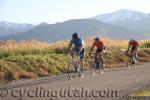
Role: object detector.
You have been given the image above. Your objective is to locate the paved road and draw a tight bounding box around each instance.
[0,63,150,100]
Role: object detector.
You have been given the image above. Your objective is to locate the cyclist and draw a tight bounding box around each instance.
[126,38,139,67]
[67,33,85,78]
[89,37,105,71]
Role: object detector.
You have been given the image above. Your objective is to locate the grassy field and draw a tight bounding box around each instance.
[0,38,150,84]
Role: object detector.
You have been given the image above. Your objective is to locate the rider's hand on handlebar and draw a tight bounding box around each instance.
[125,50,129,56]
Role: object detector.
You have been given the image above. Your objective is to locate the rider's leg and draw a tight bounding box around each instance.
[95,48,103,68]
[99,52,105,73]
[131,46,138,58]
[134,48,138,68]
[78,59,84,77]
[127,52,131,68]
[135,47,138,59]
[79,50,85,77]
[131,47,138,67]
[99,51,104,65]
[133,50,137,68]
[79,59,84,71]
[95,48,101,61]
[130,48,135,64]
[95,52,99,69]
[79,49,85,69]
[95,52,98,62]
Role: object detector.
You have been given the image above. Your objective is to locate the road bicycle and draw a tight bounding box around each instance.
[67,53,84,79]
[89,52,105,75]
[127,52,139,69]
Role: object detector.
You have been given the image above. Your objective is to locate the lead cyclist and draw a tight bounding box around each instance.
[67,33,85,78]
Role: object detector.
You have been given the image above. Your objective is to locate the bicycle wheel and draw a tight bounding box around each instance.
[90,60,98,75]
[98,60,103,73]
[131,57,135,64]
[127,57,131,68]
[68,61,78,79]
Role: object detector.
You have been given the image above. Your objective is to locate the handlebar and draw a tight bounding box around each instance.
[89,52,96,54]
[64,51,79,58]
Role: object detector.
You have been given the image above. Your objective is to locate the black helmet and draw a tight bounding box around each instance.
[72,33,78,39]
[95,37,100,41]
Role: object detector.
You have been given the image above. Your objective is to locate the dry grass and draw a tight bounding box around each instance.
[0,38,150,84]
[0,39,50,52]
[0,38,149,52]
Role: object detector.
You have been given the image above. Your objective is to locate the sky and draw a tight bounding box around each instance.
[0,0,150,25]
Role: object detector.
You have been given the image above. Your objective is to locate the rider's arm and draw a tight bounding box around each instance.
[127,42,132,51]
[137,41,140,48]
[127,46,132,52]
[89,43,95,54]
[78,45,83,54]
[67,41,73,53]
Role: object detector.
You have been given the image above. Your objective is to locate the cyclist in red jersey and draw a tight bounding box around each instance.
[89,37,105,68]
[126,38,139,58]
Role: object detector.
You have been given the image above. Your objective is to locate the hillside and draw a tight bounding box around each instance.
[0,19,145,42]
[120,15,150,34]
[94,9,150,34]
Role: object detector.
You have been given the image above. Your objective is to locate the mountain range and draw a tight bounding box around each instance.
[0,21,35,37]
[94,9,148,23]
[0,9,150,42]
[93,9,150,34]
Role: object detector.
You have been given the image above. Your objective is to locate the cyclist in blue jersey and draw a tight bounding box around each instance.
[67,33,85,77]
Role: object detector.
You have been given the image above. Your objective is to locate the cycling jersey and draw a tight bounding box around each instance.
[70,37,85,60]
[70,37,85,48]
[93,41,105,49]
[129,41,139,47]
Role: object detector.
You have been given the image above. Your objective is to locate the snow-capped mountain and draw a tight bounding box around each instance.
[0,21,35,36]
[93,9,148,24]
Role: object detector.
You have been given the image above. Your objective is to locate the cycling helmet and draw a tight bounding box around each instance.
[130,38,135,42]
[72,33,78,39]
[95,37,100,42]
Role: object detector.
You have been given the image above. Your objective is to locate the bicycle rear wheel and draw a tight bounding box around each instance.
[68,61,78,79]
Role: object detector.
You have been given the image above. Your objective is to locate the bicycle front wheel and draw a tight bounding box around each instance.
[68,61,77,79]
[90,61,98,75]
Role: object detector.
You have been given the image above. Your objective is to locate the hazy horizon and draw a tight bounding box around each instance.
[1,0,150,24]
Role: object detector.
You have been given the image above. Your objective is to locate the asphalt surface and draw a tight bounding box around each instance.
[0,63,150,100]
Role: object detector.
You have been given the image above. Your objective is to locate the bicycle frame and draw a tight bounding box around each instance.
[67,53,83,79]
